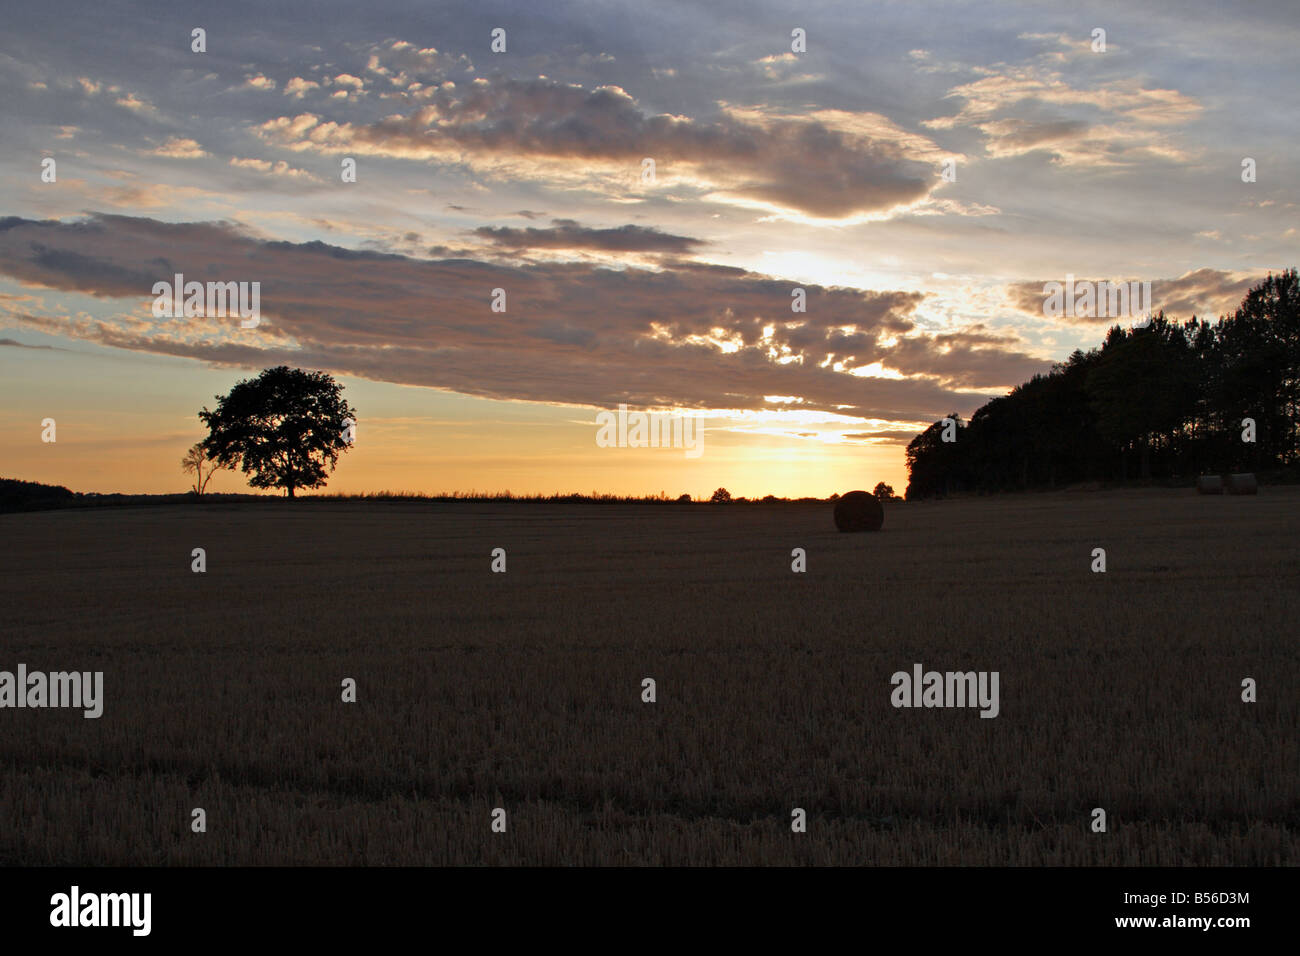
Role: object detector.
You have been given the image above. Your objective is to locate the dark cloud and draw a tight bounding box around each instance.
[883,332,1050,387]
[426,243,478,258]
[1006,269,1266,324]
[843,429,923,445]
[0,337,61,349]
[258,76,939,219]
[1151,269,1266,319]
[991,118,1091,151]
[474,220,704,254]
[0,214,1047,420]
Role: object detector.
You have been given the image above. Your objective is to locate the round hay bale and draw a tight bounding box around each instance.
[833,490,884,532]
[1226,472,1258,495]
[1196,475,1224,495]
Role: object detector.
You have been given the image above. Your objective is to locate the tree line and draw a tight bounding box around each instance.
[905,270,1300,499]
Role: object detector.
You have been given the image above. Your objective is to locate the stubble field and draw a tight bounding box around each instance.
[1,488,1297,865]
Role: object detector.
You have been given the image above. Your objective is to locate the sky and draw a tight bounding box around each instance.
[1,0,1296,498]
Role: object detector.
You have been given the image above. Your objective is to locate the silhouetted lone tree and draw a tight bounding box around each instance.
[710,487,732,503]
[181,441,229,495]
[199,366,356,498]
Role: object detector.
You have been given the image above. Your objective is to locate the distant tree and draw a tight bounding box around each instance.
[901,271,1300,497]
[1215,270,1300,467]
[905,413,969,499]
[1086,315,1196,480]
[198,366,356,498]
[676,493,692,502]
[0,478,75,513]
[872,482,896,501]
[181,442,228,495]
[709,487,732,503]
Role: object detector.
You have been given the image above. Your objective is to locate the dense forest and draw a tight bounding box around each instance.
[905,269,1300,499]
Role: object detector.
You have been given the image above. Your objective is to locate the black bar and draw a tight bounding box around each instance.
[2,866,1289,942]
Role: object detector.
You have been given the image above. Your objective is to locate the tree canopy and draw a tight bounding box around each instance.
[198,366,356,498]
[905,270,1300,498]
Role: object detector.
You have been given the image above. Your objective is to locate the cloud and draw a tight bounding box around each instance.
[1004,269,1266,322]
[228,157,320,180]
[114,92,157,114]
[363,39,473,84]
[284,77,321,99]
[0,215,1047,422]
[244,74,277,91]
[255,76,942,219]
[0,337,62,350]
[925,60,1202,166]
[75,175,221,210]
[1147,269,1266,318]
[473,219,704,254]
[842,429,924,445]
[151,137,208,159]
[871,329,1047,387]
[68,76,158,116]
[754,52,823,84]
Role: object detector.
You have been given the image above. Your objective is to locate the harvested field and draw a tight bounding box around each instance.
[1,488,1296,865]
